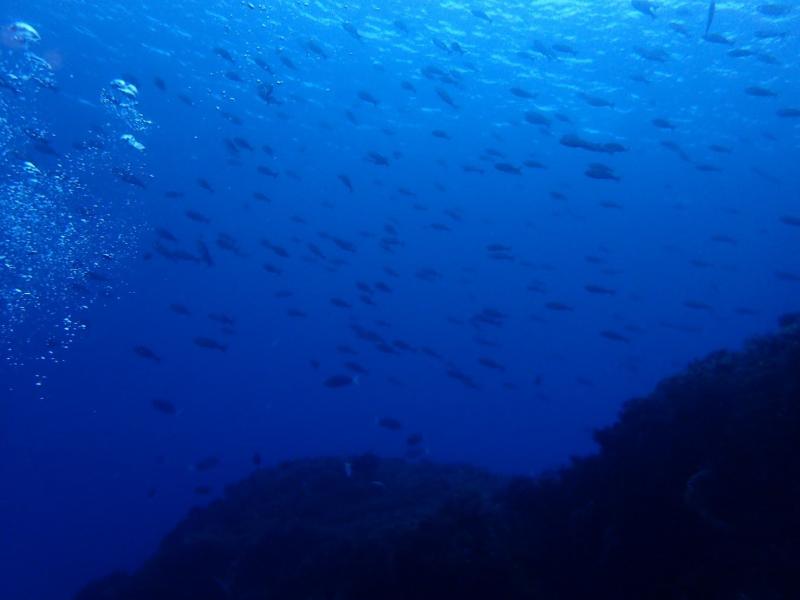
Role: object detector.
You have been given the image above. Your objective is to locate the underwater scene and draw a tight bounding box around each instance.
[1,0,799,598]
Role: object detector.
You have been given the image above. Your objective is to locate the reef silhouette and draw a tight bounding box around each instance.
[77,314,800,599]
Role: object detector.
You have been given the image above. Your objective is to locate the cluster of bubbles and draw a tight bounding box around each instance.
[101,77,151,135]
[0,158,87,370]
[0,21,149,377]
[0,22,55,94]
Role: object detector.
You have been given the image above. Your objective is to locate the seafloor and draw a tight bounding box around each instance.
[77,314,800,599]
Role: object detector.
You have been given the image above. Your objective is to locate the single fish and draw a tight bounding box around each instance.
[151,398,176,415]
[631,0,657,18]
[377,417,402,431]
[324,374,355,388]
[133,345,161,363]
[194,337,227,352]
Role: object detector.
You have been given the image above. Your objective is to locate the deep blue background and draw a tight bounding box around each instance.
[1,1,798,599]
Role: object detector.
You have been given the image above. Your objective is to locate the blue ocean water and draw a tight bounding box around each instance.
[0,1,798,598]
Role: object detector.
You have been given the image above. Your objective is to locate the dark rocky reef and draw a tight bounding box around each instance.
[77,316,800,599]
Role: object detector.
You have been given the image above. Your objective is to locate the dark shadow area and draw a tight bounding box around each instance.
[77,314,800,599]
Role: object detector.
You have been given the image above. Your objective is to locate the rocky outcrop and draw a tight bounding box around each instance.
[77,315,800,599]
